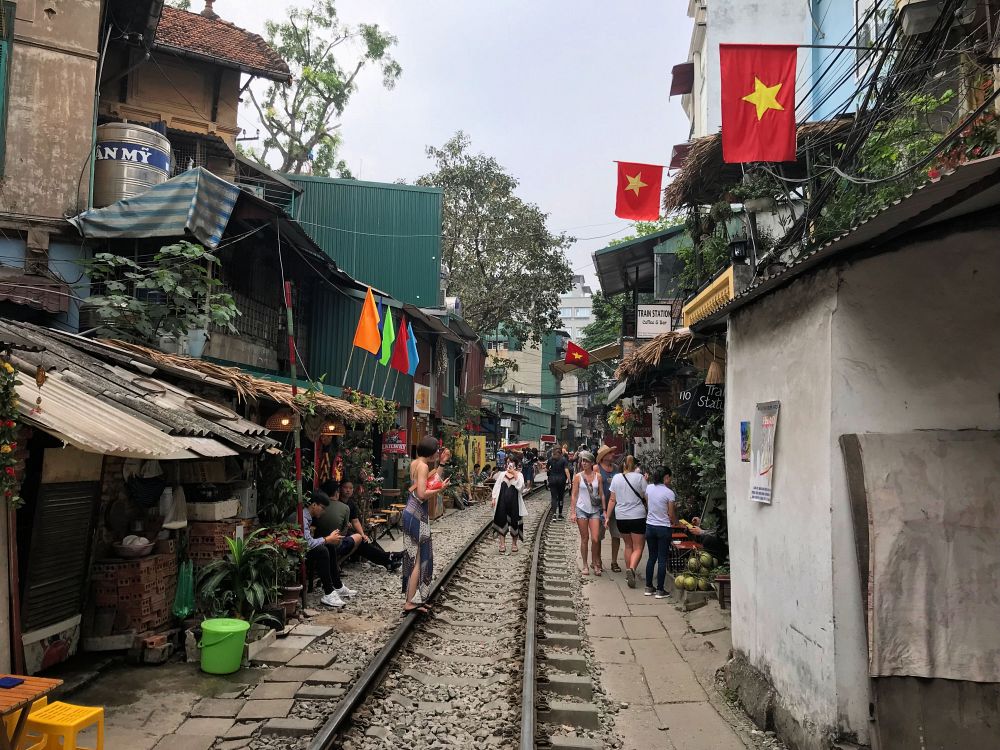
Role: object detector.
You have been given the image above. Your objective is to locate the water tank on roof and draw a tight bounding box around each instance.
[93,123,171,208]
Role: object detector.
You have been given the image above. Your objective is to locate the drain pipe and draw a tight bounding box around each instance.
[87,25,113,210]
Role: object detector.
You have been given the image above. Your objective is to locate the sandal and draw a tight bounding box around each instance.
[581,565,590,576]
[593,565,602,576]
[511,544,519,553]
[402,604,431,616]
[611,562,621,573]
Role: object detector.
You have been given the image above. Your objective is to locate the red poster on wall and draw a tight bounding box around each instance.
[383,429,408,455]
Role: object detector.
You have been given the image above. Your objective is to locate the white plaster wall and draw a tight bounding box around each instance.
[702,0,814,135]
[726,269,840,732]
[828,229,1000,739]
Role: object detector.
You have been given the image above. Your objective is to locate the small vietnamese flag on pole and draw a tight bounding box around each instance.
[390,315,410,373]
[615,161,664,221]
[720,44,797,163]
[352,287,381,354]
[564,341,590,368]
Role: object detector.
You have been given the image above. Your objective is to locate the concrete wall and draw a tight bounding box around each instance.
[3,0,101,218]
[725,269,841,746]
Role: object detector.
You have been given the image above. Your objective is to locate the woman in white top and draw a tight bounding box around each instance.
[607,455,648,588]
[569,450,605,576]
[643,466,677,598]
[491,458,526,554]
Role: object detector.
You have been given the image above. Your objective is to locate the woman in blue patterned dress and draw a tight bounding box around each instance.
[402,435,449,615]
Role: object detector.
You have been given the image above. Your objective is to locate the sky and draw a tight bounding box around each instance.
[205,0,694,288]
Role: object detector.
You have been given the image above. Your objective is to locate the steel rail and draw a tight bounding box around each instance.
[520,501,551,749]
[309,486,546,750]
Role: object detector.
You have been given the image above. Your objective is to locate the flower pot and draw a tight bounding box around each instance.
[279,598,298,619]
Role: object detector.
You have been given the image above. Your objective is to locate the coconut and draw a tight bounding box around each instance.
[687,557,700,573]
[674,575,686,589]
[697,577,710,591]
[684,576,697,591]
[699,552,713,568]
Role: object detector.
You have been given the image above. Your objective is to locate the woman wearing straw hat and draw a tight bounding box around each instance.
[569,450,605,575]
[595,445,622,572]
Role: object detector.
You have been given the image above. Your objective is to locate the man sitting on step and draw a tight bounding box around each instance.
[320,480,402,573]
[302,490,358,608]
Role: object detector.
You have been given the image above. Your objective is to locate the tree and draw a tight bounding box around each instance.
[248,1,401,176]
[167,0,191,9]
[580,291,626,351]
[83,241,240,345]
[418,132,573,346]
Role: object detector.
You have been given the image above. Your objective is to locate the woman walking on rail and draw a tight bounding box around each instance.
[607,455,648,588]
[492,457,526,554]
[402,436,450,615]
[569,450,605,576]
[644,466,677,598]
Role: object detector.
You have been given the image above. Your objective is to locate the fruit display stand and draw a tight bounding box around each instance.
[673,546,724,612]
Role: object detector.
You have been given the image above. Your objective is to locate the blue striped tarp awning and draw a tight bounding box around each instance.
[68,167,240,249]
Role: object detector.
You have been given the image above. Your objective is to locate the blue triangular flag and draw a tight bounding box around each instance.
[406,322,419,376]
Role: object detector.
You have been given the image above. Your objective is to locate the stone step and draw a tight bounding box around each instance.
[540,674,593,699]
[545,606,577,621]
[540,631,582,650]
[542,597,574,609]
[541,651,588,675]
[538,701,601,730]
[545,620,580,635]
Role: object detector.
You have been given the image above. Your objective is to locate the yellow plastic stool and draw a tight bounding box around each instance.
[22,701,104,750]
[3,696,47,749]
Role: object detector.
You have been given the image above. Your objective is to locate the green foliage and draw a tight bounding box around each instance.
[815,89,955,243]
[82,241,239,345]
[256,450,314,526]
[166,0,191,9]
[340,426,383,520]
[687,414,726,499]
[580,291,625,350]
[418,132,573,346]
[197,529,281,624]
[607,214,684,248]
[249,0,401,175]
[342,388,398,432]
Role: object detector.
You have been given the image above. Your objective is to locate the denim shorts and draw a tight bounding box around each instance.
[575,507,604,520]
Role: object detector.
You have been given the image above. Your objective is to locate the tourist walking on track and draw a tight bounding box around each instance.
[492,458,526,554]
[546,444,572,519]
[402,436,449,615]
[570,450,605,576]
[607,455,648,587]
[643,466,676,598]
[596,445,622,571]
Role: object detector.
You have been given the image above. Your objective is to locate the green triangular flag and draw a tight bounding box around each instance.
[379,305,396,366]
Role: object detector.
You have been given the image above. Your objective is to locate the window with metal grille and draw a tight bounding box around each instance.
[0,2,14,175]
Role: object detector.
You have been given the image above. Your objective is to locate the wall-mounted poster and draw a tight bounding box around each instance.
[414,383,431,414]
[740,421,750,462]
[749,401,779,504]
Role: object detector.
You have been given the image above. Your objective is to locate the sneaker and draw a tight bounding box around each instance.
[626,568,636,588]
[335,585,358,599]
[644,585,655,596]
[655,589,669,599]
[321,591,345,608]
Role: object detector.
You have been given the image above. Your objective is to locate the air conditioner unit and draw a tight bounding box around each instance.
[895,0,975,35]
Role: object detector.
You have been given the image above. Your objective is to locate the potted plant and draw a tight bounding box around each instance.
[196,529,282,628]
[257,525,307,618]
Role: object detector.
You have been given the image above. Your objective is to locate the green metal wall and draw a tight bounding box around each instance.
[309,287,414,407]
[288,175,443,307]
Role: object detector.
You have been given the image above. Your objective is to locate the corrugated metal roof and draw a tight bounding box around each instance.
[288,175,443,307]
[17,372,196,459]
[693,154,1000,329]
[593,225,686,296]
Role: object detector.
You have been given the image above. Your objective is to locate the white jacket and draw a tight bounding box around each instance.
[492,471,528,517]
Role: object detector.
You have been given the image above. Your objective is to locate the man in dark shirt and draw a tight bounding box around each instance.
[546,445,572,519]
[323,480,401,573]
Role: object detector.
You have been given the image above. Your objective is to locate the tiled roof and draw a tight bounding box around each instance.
[155,6,291,82]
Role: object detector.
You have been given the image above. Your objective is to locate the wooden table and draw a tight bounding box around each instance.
[0,674,62,750]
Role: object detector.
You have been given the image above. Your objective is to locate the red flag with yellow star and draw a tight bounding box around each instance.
[615,161,663,220]
[564,341,590,368]
[720,44,797,163]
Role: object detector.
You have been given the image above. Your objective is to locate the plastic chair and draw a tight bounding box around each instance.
[22,701,104,750]
[3,696,47,750]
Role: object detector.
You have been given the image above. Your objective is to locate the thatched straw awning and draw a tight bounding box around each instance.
[614,329,695,381]
[663,118,854,210]
[104,340,376,425]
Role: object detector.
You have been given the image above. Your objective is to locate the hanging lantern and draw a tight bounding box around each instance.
[265,408,300,432]
[321,419,346,437]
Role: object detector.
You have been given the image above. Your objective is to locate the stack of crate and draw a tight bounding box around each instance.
[92,553,178,634]
[187,519,254,568]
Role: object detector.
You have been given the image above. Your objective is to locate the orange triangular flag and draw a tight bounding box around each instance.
[352,287,381,354]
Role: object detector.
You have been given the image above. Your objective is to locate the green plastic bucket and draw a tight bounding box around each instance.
[198,618,250,674]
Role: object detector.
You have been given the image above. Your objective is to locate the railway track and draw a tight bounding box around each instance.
[307,487,607,750]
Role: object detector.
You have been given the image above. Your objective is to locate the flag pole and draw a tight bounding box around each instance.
[389,368,401,402]
[369,357,379,395]
[380,365,391,399]
[341,345,356,388]
[356,353,368,392]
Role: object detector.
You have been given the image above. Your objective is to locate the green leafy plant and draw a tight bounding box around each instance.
[196,529,281,624]
[687,414,726,499]
[340,426,383,521]
[256,451,314,526]
[0,359,21,508]
[255,525,307,586]
[342,387,397,432]
[82,241,240,345]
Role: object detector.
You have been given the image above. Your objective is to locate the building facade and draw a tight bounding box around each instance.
[558,275,593,434]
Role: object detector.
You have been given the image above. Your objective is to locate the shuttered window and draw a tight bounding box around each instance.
[0,2,13,174]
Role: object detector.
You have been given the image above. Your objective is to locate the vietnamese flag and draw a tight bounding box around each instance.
[720,44,797,163]
[352,287,381,354]
[390,315,410,373]
[615,161,663,221]
[564,341,590,368]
